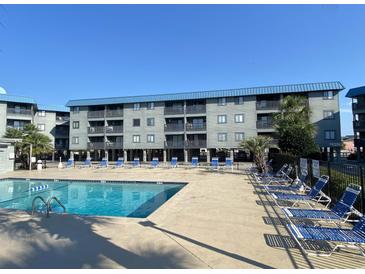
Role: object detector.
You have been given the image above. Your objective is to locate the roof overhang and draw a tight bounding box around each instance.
[346,86,365,98]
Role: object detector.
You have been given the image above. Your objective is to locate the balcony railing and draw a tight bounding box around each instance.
[164,140,185,148]
[105,142,123,149]
[256,101,281,110]
[353,121,365,130]
[186,105,206,114]
[106,109,123,118]
[105,126,123,134]
[87,110,105,119]
[55,130,69,138]
[164,106,184,115]
[185,140,207,148]
[56,116,70,122]
[353,102,365,112]
[88,126,105,134]
[164,123,185,132]
[55,143,69,150]
[256,120,274,129]
[185,123,206,131]
[7,108,32,116]
[87,142,105,150]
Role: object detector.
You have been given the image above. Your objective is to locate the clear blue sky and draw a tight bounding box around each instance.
[1,5,365,136]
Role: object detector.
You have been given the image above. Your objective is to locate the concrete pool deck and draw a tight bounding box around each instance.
[0,166,364,269]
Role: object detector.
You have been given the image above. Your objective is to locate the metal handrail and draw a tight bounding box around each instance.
[47,196,66,214]
[32,196,49,217]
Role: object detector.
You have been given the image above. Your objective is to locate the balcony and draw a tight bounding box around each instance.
[186,123,206,131]
[87,110,105,119]
[56,116,70,122]
[164,106,184,115]
[256,101,281,110]
[106,109,123,118]
[186,105,206,114]
[87,142,105,150]
[55,143,69,150]
[185,140,207,148]
[164,140,185,149]
[353,121,365,131]
[164,123,185,132]
[256,120,274,129]
[7,108,32,116]
[88,126,105,134]
[353,102,365,112]
[105,142,123,149]
[55,130,69,138]
[105,126,123,134]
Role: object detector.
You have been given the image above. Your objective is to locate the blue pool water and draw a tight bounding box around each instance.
[0,179,185,218]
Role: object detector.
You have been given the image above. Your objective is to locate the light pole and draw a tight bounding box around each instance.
[29,143,33,171]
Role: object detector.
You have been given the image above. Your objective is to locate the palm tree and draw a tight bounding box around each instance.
[240,136,273,173]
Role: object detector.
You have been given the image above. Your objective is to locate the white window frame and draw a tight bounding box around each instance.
[133,135,140,143]
[38,111,46,117]
[218,98,227,106]
[217,115,227,124]
[72,107,80,113]
[72,136,79,144]
[37,124,45,131]
[235,132,245,141]
[235,114,244,123]
[147,102,155,110]
[324,130,336,140]
[323,91,334,100]
[147,117,155,126]
[72,121,80,129]
[234,96,244,105]
[323,110,334,120]
[133,103,140,111]
[217,133,227,142]
[147,134,155,143]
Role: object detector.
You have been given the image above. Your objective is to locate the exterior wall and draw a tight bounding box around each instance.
[0,103,7,137]
[0,142,15,174]
[206,96,257,149]
[69,107,89,150]
[123,102,165,149]
[34,111,56,145]
[308,91,341,148]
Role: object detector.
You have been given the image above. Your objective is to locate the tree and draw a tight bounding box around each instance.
[3,124,53,168]
[240,136,273,173]
[273,95,318,157]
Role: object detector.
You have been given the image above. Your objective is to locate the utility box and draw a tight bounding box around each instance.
[0,138,20,174]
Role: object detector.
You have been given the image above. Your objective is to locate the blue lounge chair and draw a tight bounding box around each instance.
[114,158,124,168]
[151,157,159,168]
[255,165,293,186]
[170,157,178,168]
[133,158,141,167]
[191,157,199,168]
[79,159,92,168]
[225,157,233,171]
[66,159,74,168]
[265,172,309,192]
[211,157,219,170]
[97,159,108,168]
[270,175,330,208]
[287,216,365,256]
[283,185,362,223]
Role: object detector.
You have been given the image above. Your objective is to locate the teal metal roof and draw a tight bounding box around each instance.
[37,104,70,113]
[346,86,365,98]
[0,94,37,105]
[66,81,345,107]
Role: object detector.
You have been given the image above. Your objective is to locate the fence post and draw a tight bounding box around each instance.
[360,166,365,214]
[327,161,332,198]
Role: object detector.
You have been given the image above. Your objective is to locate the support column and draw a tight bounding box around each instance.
[143,150,147,162]
[163,150,167,163]
[184,149,188,163]
[230,149,234,160]
[112,150,116,161]
[207,149,211,163]
[123,150,128,161]
[86,151,91,160]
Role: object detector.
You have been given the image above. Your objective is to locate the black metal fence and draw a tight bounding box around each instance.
[299,159,365,214]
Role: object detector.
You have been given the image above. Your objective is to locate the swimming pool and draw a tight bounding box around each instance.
[0,178,185,218]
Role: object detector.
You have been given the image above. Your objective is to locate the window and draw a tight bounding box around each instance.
[72,121,80,129]
[218,133,227,142]
[133,103,140,111]
[133,119,140,127]
[235,132,245,141]
[147,102,154,110]
[324,130,336,140]
[323,91,334,100]
[235,114,244,123]
[234,97,244,105]
[133,135,140,143]
[147,134,155,143]
[38,111,46,117]
[323,110,334,120]
[217,115,227,124]
[37,124,45,131]
[218,98,227,106]
[72,136,79,144]
[72,107,80,113]
[147,118,155,126]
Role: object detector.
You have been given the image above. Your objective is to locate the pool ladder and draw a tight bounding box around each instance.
[32,196,66,217]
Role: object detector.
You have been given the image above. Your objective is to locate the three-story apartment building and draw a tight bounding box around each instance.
[0,93,70,160]
[66,81,344,162]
